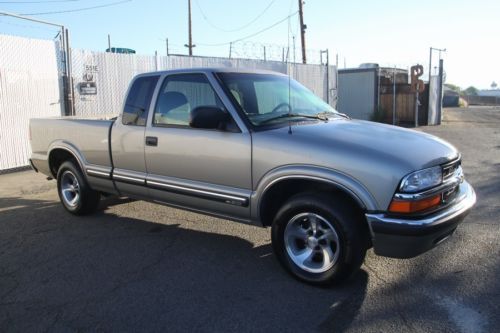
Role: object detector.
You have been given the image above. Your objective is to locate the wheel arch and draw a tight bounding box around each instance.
[47,142,86,178]
[253,166,379,227]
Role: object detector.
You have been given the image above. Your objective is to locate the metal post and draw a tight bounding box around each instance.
[393,67,396,125]
[108,34,111,52]
[229,42,232,59]
[298,0,307,64]
[428,47,432,82]
[377,67,381,112]
[437,59,444,124]
[166,38,169,56]
[320,49,330,104]
[65,28,74,116]
[188,0,193,56]
[292,36,296,64]
[415,87,419,127]
[263,46,266,61]
[326,49,329,104]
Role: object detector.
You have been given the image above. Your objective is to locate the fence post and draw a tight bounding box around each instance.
[393,67,396,125]
[64,28,75,116]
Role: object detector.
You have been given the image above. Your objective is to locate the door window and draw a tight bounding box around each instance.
[153,74,226,127]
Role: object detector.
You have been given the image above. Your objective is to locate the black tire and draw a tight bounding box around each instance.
[271,193,368,286]
[57,160,100,215]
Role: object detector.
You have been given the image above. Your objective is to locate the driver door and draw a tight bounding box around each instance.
[144,72,252,220]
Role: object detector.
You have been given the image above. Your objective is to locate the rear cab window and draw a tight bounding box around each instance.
[122,75,159,126]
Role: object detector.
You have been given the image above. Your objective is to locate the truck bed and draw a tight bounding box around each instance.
[30,117,115,175]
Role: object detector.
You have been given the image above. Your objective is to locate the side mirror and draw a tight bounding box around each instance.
[189,106,229,130]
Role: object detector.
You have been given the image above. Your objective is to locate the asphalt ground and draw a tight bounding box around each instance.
[0,107,499,332]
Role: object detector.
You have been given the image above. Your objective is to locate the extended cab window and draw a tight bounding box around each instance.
[122,75,159,126]
[153,74,226,127]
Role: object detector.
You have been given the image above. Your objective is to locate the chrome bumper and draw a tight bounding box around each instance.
[365,181,476,258]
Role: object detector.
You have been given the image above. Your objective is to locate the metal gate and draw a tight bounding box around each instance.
[0,34,63,171]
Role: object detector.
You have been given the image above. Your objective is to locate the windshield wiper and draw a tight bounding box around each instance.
[317,110,350,119]
[259,113,328,125]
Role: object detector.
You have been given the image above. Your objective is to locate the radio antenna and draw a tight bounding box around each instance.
[287,10,293,134]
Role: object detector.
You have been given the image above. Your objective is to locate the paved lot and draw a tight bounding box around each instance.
[1,107,499,332]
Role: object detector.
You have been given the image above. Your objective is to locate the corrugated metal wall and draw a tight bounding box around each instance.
[0,35,63,171]
[336,69,377,120]
[71,51,337,116]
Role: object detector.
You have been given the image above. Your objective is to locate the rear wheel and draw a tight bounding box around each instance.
[57,161,100,215]
[271,193,367,285]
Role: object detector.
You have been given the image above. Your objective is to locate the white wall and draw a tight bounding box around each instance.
[71,52,337,116]
[0,34,63,171]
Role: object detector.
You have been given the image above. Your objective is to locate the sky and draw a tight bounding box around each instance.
[0,0,498,89]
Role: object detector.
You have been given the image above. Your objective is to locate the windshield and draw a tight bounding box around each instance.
[217,72,341,127]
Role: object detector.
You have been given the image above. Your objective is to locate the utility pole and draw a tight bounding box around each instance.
[184,0,195,56]
[298,0,307,64]
[108,34,111,52]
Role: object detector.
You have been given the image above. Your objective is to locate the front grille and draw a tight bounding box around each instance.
[440,159,462,205]
[442,159,461,181]
[442,185,459,204]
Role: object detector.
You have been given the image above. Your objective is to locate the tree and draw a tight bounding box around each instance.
[491,81,498,89]
[445,83,461,93]
[464,86,478,96]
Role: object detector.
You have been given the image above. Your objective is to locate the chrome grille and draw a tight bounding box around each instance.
[442,160,461,181]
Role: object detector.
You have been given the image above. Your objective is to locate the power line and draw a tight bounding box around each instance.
[20,0,132,15]
[197,11,298,47]
[0,17,59,32]
[0,0,87,3]
[194,0,276,33]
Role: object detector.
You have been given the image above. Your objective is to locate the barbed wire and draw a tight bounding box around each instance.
[229,40,324,64]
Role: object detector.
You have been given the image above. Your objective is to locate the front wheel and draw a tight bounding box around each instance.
[57,161,100,215]
[271,193,368,285]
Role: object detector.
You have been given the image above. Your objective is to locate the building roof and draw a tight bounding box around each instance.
[477,89,500,97]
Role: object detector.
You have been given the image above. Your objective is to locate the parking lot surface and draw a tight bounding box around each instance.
[1,107,499,332]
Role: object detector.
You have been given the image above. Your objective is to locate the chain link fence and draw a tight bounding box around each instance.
[71,51,337,117]
[0,34,63,171]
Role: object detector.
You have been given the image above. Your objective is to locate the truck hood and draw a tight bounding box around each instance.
[259,119,459,171]
[251,119,459,210]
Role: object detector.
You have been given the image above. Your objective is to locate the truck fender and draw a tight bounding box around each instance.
[251,165,380,223]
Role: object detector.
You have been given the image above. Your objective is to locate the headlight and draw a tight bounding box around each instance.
[399,166,442,193]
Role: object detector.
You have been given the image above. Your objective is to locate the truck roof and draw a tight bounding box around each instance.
[135,67,287,78]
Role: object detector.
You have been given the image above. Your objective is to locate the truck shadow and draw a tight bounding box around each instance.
[0,196,368,332]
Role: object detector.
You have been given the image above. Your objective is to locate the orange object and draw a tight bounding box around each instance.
[389,194,441,213]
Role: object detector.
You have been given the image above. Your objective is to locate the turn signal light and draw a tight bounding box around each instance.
[388,194,441,214]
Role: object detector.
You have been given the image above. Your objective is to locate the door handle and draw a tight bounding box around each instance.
[145,136,158,146]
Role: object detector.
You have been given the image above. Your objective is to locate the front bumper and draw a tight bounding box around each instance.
[365,181,476,258]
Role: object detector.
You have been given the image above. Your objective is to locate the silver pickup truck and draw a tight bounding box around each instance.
[30,68,476,285]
